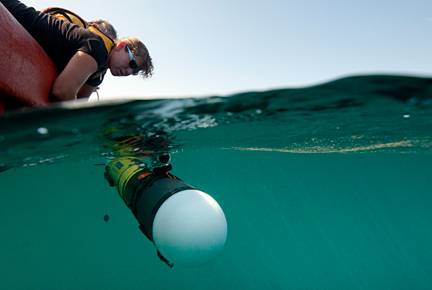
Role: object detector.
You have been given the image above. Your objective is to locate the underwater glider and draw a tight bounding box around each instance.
[104,154,228,267]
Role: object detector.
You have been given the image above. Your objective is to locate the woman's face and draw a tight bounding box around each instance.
[108,42,139,76]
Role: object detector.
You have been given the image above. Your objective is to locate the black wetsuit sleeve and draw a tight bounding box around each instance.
[78,39,108,69]
[86,69,107,86]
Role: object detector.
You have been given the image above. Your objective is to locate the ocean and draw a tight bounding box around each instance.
[1,75,431,290]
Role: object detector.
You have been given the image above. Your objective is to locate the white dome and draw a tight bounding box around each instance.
[152,189,227,266]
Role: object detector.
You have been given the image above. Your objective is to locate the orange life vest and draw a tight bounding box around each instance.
[43,7,115,54]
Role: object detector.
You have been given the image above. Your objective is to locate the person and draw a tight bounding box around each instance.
[0,0,153,101]
[41,7,120,99]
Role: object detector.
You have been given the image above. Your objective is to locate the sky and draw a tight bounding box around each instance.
[30,0,432,101]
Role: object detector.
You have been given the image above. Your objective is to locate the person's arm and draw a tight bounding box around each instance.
[51,51,97,101]
[77,84,98,99]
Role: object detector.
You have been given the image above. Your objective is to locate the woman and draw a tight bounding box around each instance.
[0,0,153,101]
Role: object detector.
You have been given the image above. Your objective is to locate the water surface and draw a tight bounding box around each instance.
[1,75,431,290]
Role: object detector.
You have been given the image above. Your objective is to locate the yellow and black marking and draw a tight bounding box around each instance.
[104,157,149,207]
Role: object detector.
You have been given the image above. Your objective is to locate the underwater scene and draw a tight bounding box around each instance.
[1,75,432,290]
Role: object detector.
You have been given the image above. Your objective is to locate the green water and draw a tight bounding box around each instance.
[1,75,432,289]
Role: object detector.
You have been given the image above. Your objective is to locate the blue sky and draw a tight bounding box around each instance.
[31,0,432,100]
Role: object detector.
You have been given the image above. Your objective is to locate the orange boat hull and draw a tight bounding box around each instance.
[0,2,56,113]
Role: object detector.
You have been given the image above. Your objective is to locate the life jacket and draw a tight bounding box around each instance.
[43,7,115,55]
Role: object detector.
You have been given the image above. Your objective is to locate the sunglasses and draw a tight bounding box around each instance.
[125,45,140,74]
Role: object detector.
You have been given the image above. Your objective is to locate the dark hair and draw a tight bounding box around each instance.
[122,37,154,78]
[88,19,118,40]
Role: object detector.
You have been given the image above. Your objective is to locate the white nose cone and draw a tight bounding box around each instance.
[152,189,227,266]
